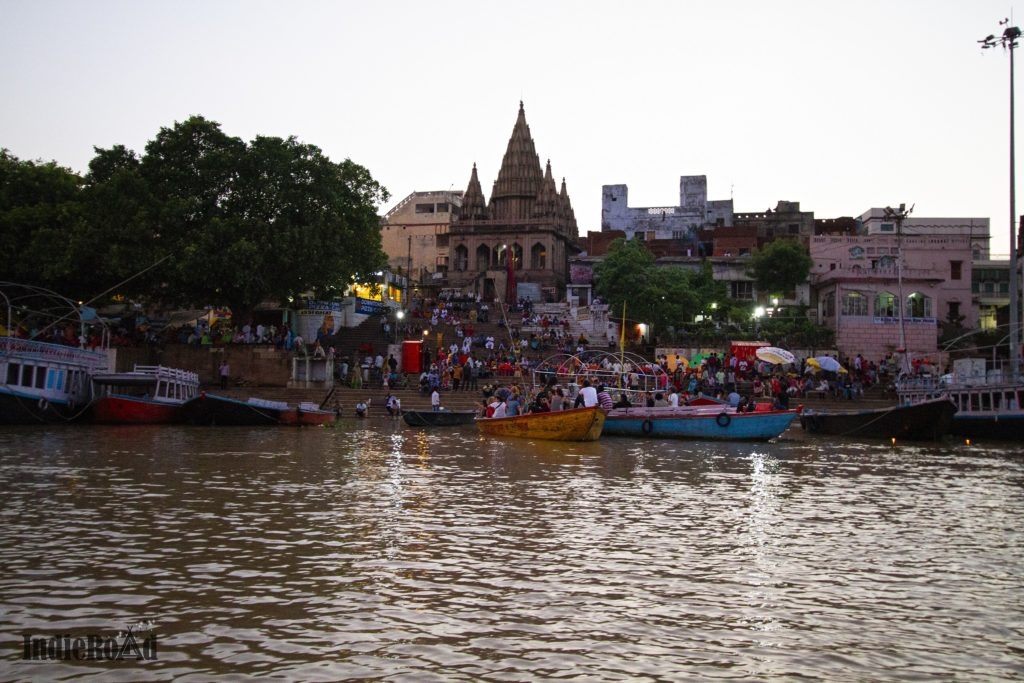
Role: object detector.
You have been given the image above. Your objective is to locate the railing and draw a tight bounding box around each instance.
[1,337,107,367]
[133,365,200,385]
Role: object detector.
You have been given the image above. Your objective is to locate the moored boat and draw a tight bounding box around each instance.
[403,408,478,427]
[277,402,338,426]
[898,364,1022,440]
[799,396,956,441]
[603,404,798,441]
[475,405,605,441]
[180,392,285,426]
[90,365,199,424]
[0,337,106,424]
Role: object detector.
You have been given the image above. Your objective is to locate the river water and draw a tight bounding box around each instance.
[1,420,1022,681]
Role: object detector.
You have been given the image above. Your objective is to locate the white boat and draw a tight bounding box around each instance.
[0,337,107,424]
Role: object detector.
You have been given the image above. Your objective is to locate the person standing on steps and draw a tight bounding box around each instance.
[219,360,230,390]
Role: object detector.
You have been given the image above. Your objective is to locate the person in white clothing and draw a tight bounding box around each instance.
[574,379,599,408]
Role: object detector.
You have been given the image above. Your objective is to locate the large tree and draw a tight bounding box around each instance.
[86,116,390,317]
[745,238,812,301]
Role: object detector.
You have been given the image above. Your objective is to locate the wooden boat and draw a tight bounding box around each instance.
[603,404,797,441]
[180,392,284,426]
[277,402,338,426]
[899,365,1024,440]
[799,396,956,441]
[90,365,199,424]
[475,405,605,441]
[0,337,106,424]
[403,408,478,427]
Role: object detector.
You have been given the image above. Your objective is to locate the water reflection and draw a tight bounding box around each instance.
[0,425,1021,680]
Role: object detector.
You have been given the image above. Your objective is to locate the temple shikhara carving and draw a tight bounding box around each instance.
[447,102,580,304]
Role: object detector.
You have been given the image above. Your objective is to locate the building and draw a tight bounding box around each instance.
[601,176,733,252]
[446,102,580,304]
[380,190,463,286]
[810,233,974,362]
[858,208,990,259]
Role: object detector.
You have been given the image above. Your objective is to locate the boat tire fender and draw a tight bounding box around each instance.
[716,412,731,428]
[641,419,654,435]
[37,398,48,412]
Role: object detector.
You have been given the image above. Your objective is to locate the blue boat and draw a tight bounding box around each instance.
[602,405,797,441]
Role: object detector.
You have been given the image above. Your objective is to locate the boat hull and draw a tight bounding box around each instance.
[0,388,83,424]
[603,406,797,441]
[476,406,605,441]
[800,397,956,441]
[91,396,183,424]
[950,414,1024,440]
[403,409,478,427]
[180,393,283,426]
[277,406,338,426]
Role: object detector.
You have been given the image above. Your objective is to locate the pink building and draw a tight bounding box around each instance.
[810,234,974,363]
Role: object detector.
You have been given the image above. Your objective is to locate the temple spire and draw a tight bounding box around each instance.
[560,177,578,237]
[459,163,489,221]
[489,102,543,220]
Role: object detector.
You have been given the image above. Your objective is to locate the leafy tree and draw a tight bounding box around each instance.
[74,117,391,318]
[0,150,85,294]
[746,239,812,300]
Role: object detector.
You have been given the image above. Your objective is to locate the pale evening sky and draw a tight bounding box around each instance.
[2,0,1022,256]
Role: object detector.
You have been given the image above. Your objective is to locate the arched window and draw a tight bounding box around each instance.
[453,245,469,272]
[476,245,490,271]
[906,292,931,318]
[531,242,546,270]
[511,243,523,270]
[842,291,868,316]
[875,291,897,318]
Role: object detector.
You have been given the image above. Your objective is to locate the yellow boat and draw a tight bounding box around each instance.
[475,405,606,441]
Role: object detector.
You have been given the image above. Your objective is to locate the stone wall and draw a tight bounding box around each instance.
[111,345,294,387]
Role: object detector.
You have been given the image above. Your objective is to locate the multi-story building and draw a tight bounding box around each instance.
[600,175,733,251]
[380,190,463,287]
[810,233,974,362]
[446,102,580,303]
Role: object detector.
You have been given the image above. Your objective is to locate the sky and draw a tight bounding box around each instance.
[2,0,1023,256]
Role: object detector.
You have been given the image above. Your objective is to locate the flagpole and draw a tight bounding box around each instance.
[619,302,626,388]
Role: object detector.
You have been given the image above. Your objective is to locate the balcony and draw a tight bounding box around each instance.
[811,266,944,286]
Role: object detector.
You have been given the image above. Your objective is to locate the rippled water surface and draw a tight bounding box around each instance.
[1,421,1022,681]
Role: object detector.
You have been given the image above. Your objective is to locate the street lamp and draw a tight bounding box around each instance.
[395,310,404,343]
[980,19,1022,379]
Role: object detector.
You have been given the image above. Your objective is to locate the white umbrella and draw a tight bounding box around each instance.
[813,356,843,373]
[756,346,796,365]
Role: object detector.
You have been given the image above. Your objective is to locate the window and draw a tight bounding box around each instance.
[730,281,754,300]
[842,291,868,316]
[950,260,962,280]
[823,291,836,317]
[948,301,961,321]
[906,292,932,318]
[7,363,19,385]
[875,292,897,318]
[476,245,491,271]
[530,243,546,270]
[454,245,469,272]
[880,222,894,232]
[436,202,449,213]
[414,203,435,214]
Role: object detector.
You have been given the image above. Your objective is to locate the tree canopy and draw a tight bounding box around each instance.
[745,238,812,300]
[1,117,390,318]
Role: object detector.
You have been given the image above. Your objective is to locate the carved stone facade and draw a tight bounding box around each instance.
[446,102,579,303]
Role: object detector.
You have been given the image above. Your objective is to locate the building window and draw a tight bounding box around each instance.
[842,291,868,316]
[823,291,836,317]
[476,245,490,271]
[880,222,894,232]
[414,203,435,214]
[948,301,961,321]
[453,245,468,272]
[906,292,932,318]
[950,260,962,280]
[530,243,546,270]
[730,281,753,300]
[875,292,897,318]
[436,202,449,213]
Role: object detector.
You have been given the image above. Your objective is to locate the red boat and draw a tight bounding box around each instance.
[90,365,200,424]
[277,402,338,426]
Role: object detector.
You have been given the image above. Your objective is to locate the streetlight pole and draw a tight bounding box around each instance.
[981,20,1022,379]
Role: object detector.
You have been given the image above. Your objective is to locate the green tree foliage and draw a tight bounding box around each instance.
[745,239,812,300]
[0,150,85,294]
[593,239,726,341]
[2,117,390,316]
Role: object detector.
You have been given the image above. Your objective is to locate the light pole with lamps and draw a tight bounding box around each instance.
[980,20,1022,379]
[394,309,404,343]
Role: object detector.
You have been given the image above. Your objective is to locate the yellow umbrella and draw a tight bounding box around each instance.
[806,358,821,369]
